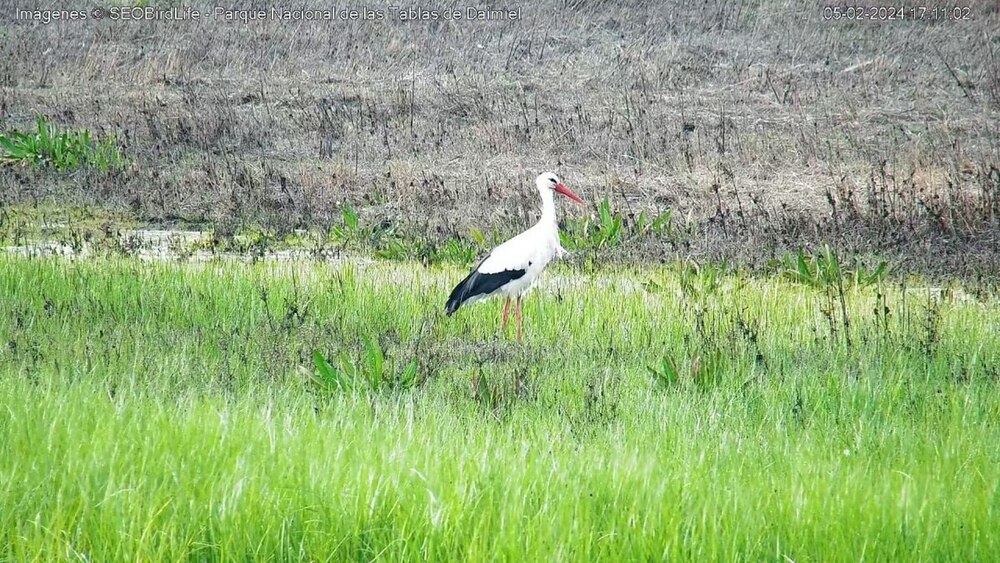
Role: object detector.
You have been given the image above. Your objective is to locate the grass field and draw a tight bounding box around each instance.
[1,254,998,560]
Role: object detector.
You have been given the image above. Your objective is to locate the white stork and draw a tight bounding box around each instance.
[445,172,585,340]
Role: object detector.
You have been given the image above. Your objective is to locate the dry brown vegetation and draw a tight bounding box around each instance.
[1,0,998,275]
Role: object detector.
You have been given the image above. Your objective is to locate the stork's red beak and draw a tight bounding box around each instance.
[554,183,585,205]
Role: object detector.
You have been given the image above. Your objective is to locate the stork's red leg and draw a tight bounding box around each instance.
[501,297,511,331]
[515,296,523,342]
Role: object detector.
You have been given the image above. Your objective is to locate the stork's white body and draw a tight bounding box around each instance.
[445,173,583,340]
[469,212,562,302]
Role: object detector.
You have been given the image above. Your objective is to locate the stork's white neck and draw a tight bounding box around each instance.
[538,187,557,226]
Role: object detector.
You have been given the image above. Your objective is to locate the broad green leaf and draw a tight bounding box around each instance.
[363,335,384,388]
[312,349,349,391]
[342,204,359,232]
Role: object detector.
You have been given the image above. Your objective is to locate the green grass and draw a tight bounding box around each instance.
[0,115,126,172]
[1,255,998,561]
[561,198,676,252]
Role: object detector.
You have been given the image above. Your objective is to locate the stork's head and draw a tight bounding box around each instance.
[536,172,585,205]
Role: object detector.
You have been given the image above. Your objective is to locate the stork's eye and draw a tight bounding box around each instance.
[550,178,557,184]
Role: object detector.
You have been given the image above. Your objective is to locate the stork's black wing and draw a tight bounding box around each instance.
[445,264,526,315]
